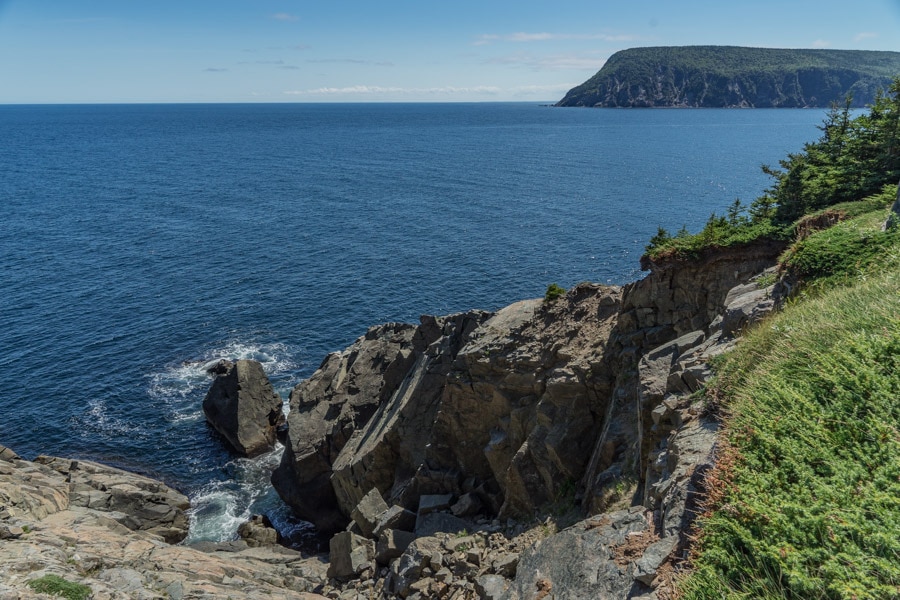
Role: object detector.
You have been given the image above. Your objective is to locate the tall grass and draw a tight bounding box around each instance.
[680,264,900,599]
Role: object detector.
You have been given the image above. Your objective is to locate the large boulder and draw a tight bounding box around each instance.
[203,359,284,457]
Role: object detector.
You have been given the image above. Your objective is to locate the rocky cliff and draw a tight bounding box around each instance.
[1,239,788,599]
[556,46,900,108]
[271,238,787,598]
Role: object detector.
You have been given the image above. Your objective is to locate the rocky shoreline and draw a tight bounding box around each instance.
[1,240,786,599]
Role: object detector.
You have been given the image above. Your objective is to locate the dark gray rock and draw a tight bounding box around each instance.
[414,512,471,537]
[372,505,417,538]
[375,529,417,565]
[202,359,284,457]
[327,531,375,580]
[350,488,390,538]
[633,536,679,585]
[386,536,443,598]
[507,508,649,600]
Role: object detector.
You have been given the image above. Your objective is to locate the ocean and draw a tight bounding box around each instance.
[0,102,827,544]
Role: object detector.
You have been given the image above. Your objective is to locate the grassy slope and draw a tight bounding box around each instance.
[679,207,900,599]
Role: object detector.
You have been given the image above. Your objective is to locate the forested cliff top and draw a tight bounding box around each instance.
[557,46,900,108]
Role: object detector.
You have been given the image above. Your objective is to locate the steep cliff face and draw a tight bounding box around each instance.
[274,239,786,530]
[556,46,900,108]
[270,241,787,597]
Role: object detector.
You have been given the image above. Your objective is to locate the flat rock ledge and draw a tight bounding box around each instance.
[0,445,328,600]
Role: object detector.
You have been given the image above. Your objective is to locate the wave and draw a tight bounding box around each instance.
[146,339,300,425]
[140,339,303,543]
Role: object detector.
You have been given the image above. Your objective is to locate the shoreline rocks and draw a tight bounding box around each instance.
[0,443,329,599]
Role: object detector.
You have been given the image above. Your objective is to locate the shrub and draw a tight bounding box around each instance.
[544,283,566,303]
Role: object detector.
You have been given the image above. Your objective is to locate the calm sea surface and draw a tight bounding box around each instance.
[0,103,826,542]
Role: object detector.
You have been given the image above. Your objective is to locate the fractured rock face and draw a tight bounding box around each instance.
[202,359,284,458]
[271,321,422,533]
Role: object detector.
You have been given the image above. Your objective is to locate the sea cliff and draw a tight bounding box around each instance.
[556,46,900,108]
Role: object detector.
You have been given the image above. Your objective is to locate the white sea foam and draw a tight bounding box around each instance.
[184,445,286,544]
[144,340,301,542]
[147,339,299,425]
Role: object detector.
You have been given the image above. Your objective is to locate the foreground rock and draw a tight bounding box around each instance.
[0,444,328,599]
[203,359,285,457]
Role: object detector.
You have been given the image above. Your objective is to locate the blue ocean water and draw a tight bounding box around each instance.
[0,103,826,543]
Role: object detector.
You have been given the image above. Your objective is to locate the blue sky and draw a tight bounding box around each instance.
[1,0,899,103]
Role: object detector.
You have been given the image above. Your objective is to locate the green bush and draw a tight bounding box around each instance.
[27,575,92,600]
[544,283,566,303]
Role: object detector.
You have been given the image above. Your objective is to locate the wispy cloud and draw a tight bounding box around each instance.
[306,58,394,67]
[203,68,228,72]
[474,32,636,46]
[811,39,831,48]
[272,13,299,22]
[854,32,878,42]
[485,53,606,71]
[284,85,502,96]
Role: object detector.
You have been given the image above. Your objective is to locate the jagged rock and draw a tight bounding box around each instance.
[327,531,375,580]
[202,359,284,458]
[633,535,679,585]
[451,492,484,517]
[720,285,775,337]
[491,553,519,577]
[386,536,443,598]
[350,488,390,538]
[476,574,511,599]
[506,508,650,599]
[372,505,417,538]
[272,322,421,533]
[34,455,190,544]
[375,529,417,565]
[238,514,279,547]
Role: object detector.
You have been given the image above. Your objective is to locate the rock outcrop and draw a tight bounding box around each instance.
[270,238,785,598]
[202,359,285,457]
[0,444,328,599]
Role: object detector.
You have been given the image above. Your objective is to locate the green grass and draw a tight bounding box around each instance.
[780,206,900,291]
[679,255,900,599]
[27,575,92,600]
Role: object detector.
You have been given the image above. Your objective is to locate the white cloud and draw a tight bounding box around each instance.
[475,32,637,45]
[854,32,878,42]
[485,53,606,71]
[811,39,831,48]
[284,85,503,96]
[272,13,299,22]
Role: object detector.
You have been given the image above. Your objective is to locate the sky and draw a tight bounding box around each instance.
[1,0,899,103]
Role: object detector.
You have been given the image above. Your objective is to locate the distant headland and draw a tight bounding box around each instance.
[557,46,900,108]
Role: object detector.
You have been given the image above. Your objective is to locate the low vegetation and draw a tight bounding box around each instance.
[27,575,92,600]
[675,77,900,599]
